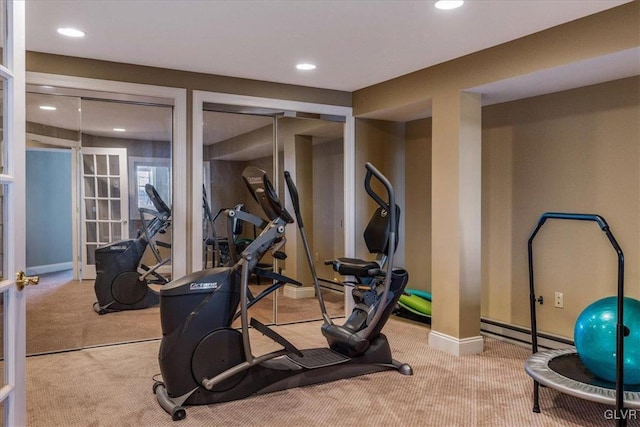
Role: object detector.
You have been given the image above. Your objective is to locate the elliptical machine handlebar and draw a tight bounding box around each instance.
[364,162,395,226]
[283,171,305,227]
[284,171,333,325]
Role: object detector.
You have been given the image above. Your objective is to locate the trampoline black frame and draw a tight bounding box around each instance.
[527,212,627,426]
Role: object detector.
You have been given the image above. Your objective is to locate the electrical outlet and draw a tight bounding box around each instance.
[554,292,564,308]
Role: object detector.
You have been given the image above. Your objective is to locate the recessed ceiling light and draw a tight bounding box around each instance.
[296,63,316,71]
[435,1,464,10]
[39,105,56,111]
[57,27,86,38]
[113,128,126,132]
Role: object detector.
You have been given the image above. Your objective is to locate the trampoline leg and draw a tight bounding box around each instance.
[532,380,541,413]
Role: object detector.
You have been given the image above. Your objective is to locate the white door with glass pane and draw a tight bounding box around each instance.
[0,1,27,424]
[80,147,129,279]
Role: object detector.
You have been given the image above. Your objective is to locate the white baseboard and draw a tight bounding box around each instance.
[26,262,73,276]
[283,285,316,299]
[428,330,484,356]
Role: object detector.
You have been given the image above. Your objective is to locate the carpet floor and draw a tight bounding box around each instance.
[25,270,344,355]
[26,317,635,427]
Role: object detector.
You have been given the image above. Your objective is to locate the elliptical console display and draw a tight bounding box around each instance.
[153,164,411,421]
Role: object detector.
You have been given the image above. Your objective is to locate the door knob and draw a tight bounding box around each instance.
[16,271,39,291]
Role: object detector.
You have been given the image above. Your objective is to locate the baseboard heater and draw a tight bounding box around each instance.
[480,318,573,350]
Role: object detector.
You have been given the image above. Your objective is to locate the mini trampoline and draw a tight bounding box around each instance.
[525,347,640,409]
[525,212,639,426]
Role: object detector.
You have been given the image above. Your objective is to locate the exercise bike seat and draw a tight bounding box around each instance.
[329,205,400,278]
[329,258,379,277]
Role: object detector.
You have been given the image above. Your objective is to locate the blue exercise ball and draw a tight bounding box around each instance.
[574,296,640,385]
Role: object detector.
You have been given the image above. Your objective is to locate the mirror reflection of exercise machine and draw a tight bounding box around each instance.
[203,185,276,286]
[153,163,411,420]
[93,184,171,314]
[202,185,262,268]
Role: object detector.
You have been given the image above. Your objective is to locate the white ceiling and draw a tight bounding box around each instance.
[26,0,633,93]
[25,0,638,149]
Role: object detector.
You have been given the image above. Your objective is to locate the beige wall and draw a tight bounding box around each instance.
[312,139,344,280]
[351,2,639,344]
[482,77,640,338]
[354,119,406,265]
[354,117,432,293]
[405,118,432,292]
[356,76,639,340]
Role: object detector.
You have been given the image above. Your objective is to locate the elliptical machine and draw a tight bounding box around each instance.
[153,163,411,421]
[93,184,172,314]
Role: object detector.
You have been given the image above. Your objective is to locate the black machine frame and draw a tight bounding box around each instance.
[153,162,412,421]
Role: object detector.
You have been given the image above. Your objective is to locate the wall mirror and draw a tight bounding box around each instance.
[25,83,174,355]
[197,97,353,326]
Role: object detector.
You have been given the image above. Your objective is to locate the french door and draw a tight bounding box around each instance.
[80,147,129,280]
[0,1,27,425]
